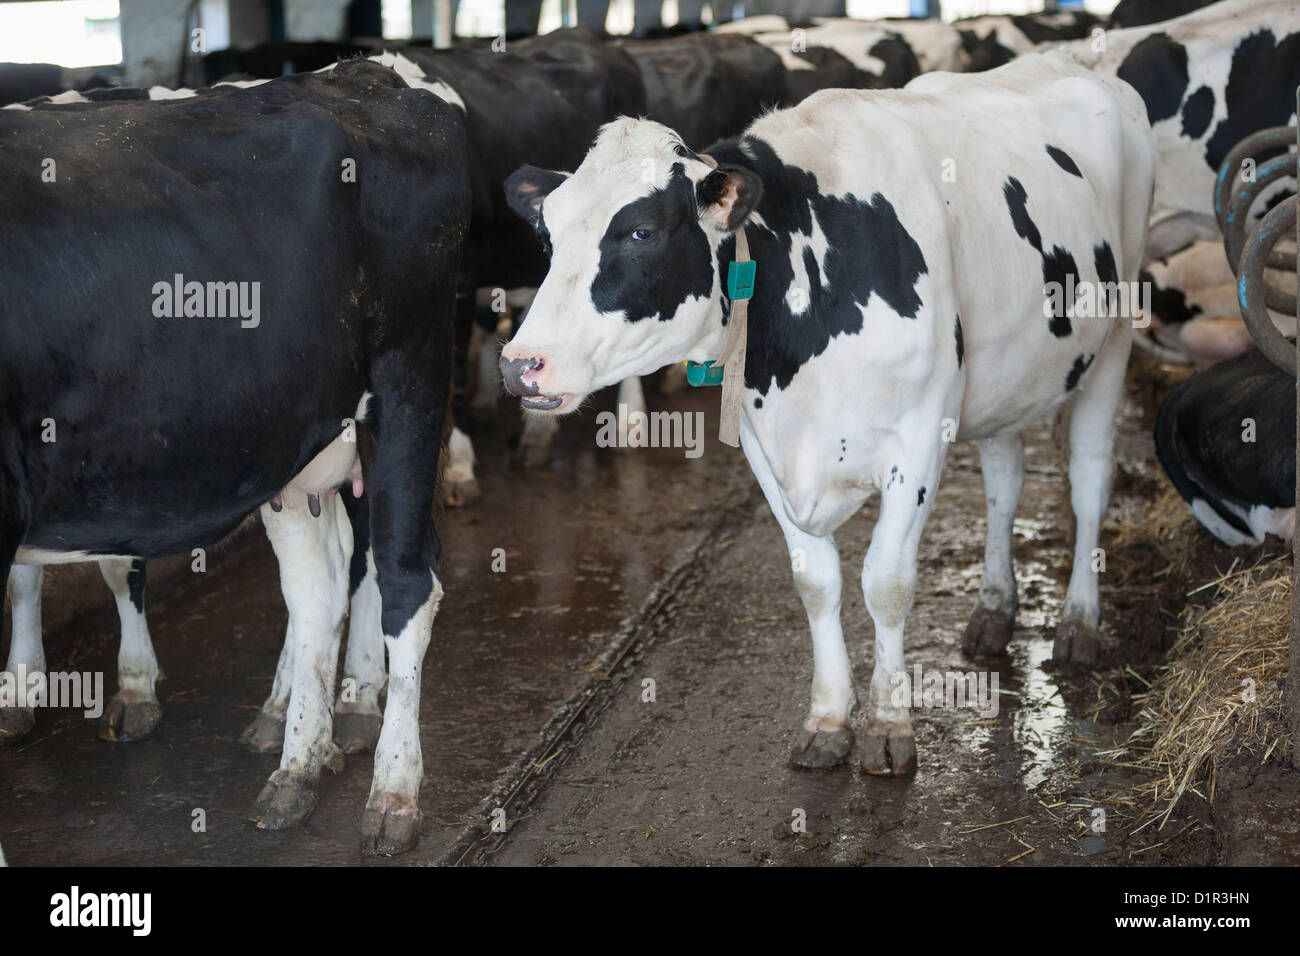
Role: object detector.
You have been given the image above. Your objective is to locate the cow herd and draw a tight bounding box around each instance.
[0,0,1297,862]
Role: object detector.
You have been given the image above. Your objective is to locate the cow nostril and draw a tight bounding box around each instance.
[532,358,545,373]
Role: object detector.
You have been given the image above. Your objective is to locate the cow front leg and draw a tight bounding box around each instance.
[97,559,162,741]
[860,442,947,776]
[249,491,351,830]
[2,564,45,742]
[334,487,385,754]
[744,433,856,769]
[1054,330,1131,665]
[963,432,1024,657]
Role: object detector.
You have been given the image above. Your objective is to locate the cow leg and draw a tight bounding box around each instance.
[444,282,481,508]
[1,564,44,742]
[1054,331,1131,666]
[334,488,385,754]
[518,409,560,467]
[745,435,856,769]
[241,623,292,753]
[98,559,162,742]
[963,432,1024,657]
[249,491,351,830]
[617,376,647,446]
[859,437,947,776]
[469,321,501,421]
[357,362,450,856]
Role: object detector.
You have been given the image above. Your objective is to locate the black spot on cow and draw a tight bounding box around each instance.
[1094,241,1119,315]
[1117,33,1188,124]
[954,314,964,368]
[1065,353,1095,391]
[754,396,763,409]
[1045,144,1082,178]
[1203,29,1300,172]
[706,136,929,396]
[590,163,714,322]
[958,29,1017,74]
[1003,176,1079,338]
[1180,85,1214,139]
[1141,268,1203,327]
[867,36,923,88]
[917,486,926,506]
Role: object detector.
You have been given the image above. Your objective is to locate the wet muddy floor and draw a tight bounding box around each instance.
[0,365,1293,866]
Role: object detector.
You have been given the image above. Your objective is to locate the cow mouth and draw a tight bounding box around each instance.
[520,393,566,411]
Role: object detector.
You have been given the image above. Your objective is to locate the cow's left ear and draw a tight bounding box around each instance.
[505,166,569,229]
[698,165,762,232]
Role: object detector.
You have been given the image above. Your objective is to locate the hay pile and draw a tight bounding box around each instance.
[1106,552,1293,831]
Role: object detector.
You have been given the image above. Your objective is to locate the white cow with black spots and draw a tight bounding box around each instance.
[498,52,1154,773]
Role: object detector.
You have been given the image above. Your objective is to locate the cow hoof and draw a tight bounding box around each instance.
[0,706,36,743]
[249,770,317,830]
[334,711,383,754]
[360,793,421,856]
[790,724,854,769]
[443,476,481,508]
[860,721,917,776]
[962,606,1015,657]
[1052,621,1102,667]
[98,697,162,742]
[240,711,285,754]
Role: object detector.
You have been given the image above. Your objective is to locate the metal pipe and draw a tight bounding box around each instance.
[1214,125,1296,235]
[1236,195,1297,374]
[1225,155,1298,315]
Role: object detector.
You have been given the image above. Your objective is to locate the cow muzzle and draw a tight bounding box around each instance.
[499,354,566,410]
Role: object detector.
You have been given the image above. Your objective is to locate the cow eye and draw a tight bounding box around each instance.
[630,227,656,242]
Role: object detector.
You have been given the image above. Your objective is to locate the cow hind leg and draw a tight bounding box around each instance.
[963,432,1024,657]
[97,559,163,742]
[358,374,450,856]
[2,564,44,742]
[1054,330,1132,666]
[249,492,351,830]
[241,623,292,753]
[334,489,385,754]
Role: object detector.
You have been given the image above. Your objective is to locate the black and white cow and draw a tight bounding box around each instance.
[0,60,470,855]
[1050,0,1300,260]
[1140,238,1295,363]
[955,12,1104,73]
[1108,0,1219,28]
[499,52,1155,771]
[1156,345,1295,544]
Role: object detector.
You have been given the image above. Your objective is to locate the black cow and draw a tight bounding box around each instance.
[1109,0,1219,28]
[0,60,471,856]
[620,32,787,148]
[396,28,646,480]
[1156,346,1295,545]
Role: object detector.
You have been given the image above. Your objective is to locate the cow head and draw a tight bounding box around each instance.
[500,118,761,412]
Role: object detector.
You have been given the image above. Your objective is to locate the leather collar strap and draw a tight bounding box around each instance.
[714,227,750,448]
[697,151,749,448]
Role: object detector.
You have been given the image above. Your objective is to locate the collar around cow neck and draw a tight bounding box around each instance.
[686,152,754,449]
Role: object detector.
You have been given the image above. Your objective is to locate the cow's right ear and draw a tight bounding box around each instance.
[698,165,762,232]
[506,166,568,229]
